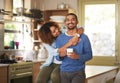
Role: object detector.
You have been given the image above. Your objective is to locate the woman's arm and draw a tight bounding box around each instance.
[77,27,84,34]
[58,27,84,56]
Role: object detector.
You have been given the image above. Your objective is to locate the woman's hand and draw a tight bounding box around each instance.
[69,35,80,46]
[77,27,84,34]
[69,27,84,46]
[58,47,67,57]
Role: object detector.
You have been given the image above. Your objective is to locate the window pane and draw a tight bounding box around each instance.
[13,0,24,13]
[4,22,32,50]
[85,4,115,56]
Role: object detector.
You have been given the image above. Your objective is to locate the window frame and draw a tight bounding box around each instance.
[78,0,120,65]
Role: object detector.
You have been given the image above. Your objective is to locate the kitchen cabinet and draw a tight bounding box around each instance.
[33,62,41,83]
[0,65,8,83]
[33,60,46,83]
[0,62,33,83]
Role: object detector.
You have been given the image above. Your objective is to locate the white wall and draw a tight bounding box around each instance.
[0,0,4,9]
[37,0,78,14]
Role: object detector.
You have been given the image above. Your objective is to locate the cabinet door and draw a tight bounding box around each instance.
[0,66,8,83]
[33,62,41,83]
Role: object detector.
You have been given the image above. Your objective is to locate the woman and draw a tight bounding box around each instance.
[36,21,83,83]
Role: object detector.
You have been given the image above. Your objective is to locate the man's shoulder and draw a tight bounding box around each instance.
[80,33,90,41]
[80,33,87,37]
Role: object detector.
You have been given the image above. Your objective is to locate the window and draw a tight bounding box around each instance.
[85,4,115,56]
[4,21,33,50]
[4,0,33,50]
[79,0,119,65]
[13,0,24,13]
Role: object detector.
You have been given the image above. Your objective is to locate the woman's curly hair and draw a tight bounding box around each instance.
[38,21,61,45]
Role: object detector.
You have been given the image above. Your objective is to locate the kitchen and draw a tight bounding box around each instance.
[0,0,120,83]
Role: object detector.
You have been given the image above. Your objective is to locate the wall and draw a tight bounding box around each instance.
[0,0,4,9]
[36,0,78,14]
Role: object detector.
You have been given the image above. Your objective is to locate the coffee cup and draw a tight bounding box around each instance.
[66,48,73,56]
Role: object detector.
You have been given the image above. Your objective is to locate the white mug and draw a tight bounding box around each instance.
[66,48,73,56]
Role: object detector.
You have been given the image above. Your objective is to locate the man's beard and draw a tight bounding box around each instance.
[67,23,77,30]
[68,26,76,30]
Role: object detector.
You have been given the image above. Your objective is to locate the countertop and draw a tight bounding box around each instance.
[0,64,9,67]
[86,65,119,79]
[0,58,46,67]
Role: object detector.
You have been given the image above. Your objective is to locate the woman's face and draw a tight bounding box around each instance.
[50,26,60,37]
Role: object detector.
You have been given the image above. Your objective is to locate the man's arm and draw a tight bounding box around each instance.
[78,34,93,62]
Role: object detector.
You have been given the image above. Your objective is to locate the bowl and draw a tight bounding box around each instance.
[50,16,65,22]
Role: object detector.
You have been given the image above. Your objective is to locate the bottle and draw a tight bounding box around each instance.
[10,40,15,49]
[15,41,19,49]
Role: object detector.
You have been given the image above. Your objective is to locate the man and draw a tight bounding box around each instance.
[56,13,93,83]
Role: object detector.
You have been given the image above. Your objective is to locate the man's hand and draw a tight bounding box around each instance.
[67,52,79,59]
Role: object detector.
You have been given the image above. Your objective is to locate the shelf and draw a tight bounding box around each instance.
[1,49,25,51]
[43,9,68,22]
[44,9,68,12]
[3,20,32,24]
[4,29,21,33]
